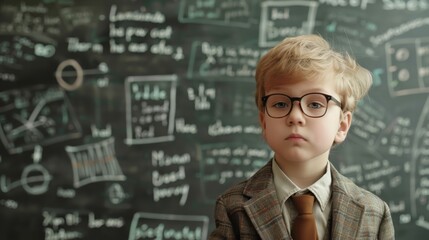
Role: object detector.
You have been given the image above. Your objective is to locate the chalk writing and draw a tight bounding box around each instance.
[259,1,318,47]
[125,75,177,145]
[153,184,190,206]
[0,72,16,82]
[109,5,165,23]
[42,209,125,240]
[187,42,263,78]
[151,150,191,206]
[56,187,76,198]
[153,166,186,187]
[187,83,216,111]
[0,199,18,209]
[108,5,183,60]
[411,97,429,219]
[351,98,387,147]
[208,120,261,136]
[383,0,428,11]
[178,0,251,27]
[129,212,209,240]
[318,0,375,9]
[152,151,191,167]
[175,118,198,134]
[379,117,413,157]
[199,142,269,201]
[370,17,429,47]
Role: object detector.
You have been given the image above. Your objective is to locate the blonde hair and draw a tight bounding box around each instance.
[255,34,372,113]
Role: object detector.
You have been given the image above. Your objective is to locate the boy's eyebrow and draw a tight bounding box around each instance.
[266,88,335,95]
[303,88,334,94]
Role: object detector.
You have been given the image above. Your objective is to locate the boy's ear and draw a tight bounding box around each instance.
[335,111,352,144]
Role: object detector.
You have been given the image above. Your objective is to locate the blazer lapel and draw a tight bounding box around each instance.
[241,160,290,240]
[329,164,365,240]
[244,189,290,240]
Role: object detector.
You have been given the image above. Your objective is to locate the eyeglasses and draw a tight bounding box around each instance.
[261,92,342,118]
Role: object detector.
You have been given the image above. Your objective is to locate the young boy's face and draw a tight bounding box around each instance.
[259,73,352,166]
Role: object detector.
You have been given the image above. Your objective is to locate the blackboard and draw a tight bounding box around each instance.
[1,0,429,239]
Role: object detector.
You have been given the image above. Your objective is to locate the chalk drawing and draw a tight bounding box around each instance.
[65,137,126,188]
[0,85,81,154]
[259,1,318,47]
[386,37,429,97]
[124,75,177,145]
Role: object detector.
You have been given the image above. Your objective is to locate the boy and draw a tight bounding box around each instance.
[209,35,395,239]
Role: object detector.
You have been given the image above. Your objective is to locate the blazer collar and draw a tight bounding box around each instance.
[242,160,291,240]
[240,160,366,240]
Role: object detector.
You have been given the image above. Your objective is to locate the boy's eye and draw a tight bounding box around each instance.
[307,101,325,109]
[272,101,288,108]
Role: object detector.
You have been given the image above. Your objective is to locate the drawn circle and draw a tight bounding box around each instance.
[395,48,409,61]
[21,164,51,195]
[398,69,410,82]
[55,59,84,91]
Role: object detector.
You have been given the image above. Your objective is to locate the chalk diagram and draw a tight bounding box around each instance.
[385,37,429,230]
[386,37,429,97]
[411,96,429,229]
[0,163,51,195]
[259,1,318,47]
[55,59,109,91]
[125,75,177,145]
[1,146,52,195]
[0,85,82,154]
[65,137,126,188]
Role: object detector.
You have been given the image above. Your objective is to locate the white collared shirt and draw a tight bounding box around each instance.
[272,159,332,240]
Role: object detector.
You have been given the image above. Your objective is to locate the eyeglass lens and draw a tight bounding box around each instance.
[264,93,331,118]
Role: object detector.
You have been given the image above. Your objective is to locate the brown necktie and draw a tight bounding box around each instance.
[291,194,318,240]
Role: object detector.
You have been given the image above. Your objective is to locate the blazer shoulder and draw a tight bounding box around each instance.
[331,166,395,239]
[332,166,388,209]
[219,179,248,199]
[214,179,250,218]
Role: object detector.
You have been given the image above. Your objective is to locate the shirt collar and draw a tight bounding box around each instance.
[272,158,332,211]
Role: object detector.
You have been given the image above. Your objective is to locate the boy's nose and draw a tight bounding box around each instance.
[287,101,305,125]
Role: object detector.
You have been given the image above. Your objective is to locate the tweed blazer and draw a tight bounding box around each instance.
[209,160,395,240]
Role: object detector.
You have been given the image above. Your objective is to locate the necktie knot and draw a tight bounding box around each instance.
[292,194,315,214]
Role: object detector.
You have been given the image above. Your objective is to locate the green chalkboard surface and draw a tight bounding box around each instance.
[1,0,429,239]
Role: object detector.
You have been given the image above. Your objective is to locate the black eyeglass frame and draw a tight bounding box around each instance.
[261,92,342,118]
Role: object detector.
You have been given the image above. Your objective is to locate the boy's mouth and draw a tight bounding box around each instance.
[286,133,305,141]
